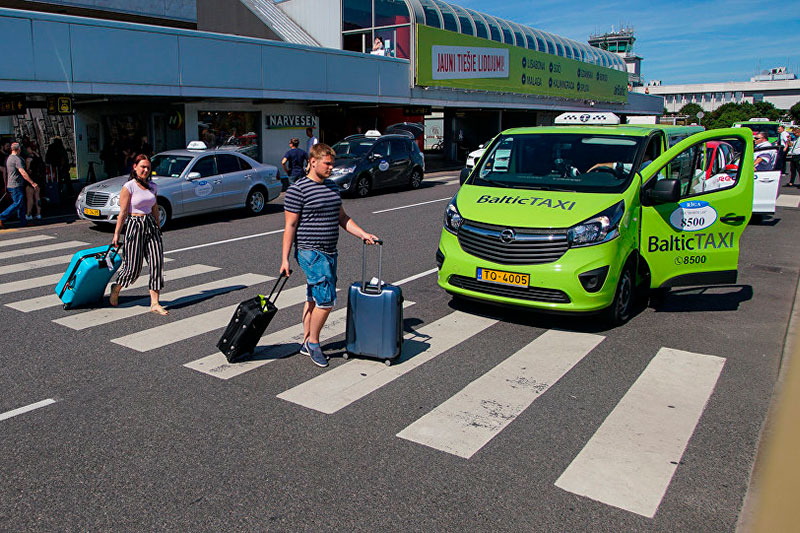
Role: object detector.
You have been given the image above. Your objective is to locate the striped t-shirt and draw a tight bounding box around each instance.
[284,177,342,253]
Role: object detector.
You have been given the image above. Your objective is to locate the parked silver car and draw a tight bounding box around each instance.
[76,146,281,229]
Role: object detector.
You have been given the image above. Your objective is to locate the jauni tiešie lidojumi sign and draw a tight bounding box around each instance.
[416,25,628,103]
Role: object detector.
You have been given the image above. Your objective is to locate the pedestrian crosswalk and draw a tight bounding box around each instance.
[0,232,729,518]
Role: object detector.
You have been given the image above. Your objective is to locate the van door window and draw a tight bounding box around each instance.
[656,138,745,197]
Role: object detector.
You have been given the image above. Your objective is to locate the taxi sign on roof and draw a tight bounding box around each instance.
[365,130,382,138]
[554,112,621,125]
[187,141,208,150]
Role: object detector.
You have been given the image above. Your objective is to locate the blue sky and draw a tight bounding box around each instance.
[459,0,800,84]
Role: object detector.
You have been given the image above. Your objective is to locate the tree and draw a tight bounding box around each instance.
[679,103,703,123]
[790,101,800,123]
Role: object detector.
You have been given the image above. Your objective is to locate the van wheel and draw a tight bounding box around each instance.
[408,169,423,189]
[246,187,267,215]
[604,266,635,326]
[354,174,371,198]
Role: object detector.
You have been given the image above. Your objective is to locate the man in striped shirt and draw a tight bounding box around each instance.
[281,143,379,367]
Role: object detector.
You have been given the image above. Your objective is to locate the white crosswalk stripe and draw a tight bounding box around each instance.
[110,278,309,352]
[397,330,605,459]
[0,255,173,277]
[51,269,252,331]
[0,241,88,261]
[0,235,55,248]
[5,262,205,313]
[554,347,725,518]
[776,194,800,208]
[277,311,497,414]
[0,272,64,296]
[185,300,416,380]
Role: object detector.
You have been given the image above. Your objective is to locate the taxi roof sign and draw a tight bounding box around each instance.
[554,112,621,126]
[187,141,208,150]
[364,129,382,138]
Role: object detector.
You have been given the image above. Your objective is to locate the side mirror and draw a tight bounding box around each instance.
[372,153,383,160]
[647,179,681,204]
[478,144,484,149]
[186,171,201,181]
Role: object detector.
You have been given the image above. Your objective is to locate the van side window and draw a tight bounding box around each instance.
[640,135,662,171]
[663,138,745,197]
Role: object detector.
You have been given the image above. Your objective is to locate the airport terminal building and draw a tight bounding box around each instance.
[0,0,662,181]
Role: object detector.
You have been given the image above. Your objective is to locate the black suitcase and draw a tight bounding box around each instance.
[216,273,289,362]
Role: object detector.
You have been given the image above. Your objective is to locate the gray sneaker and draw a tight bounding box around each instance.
[308,343,328,368]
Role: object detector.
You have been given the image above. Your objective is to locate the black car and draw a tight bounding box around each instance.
[330,132,425,197]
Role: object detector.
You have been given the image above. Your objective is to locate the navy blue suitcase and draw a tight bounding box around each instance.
[345,240,403,365]
[55,244,122,310]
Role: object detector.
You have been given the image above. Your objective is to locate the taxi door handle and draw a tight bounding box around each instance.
[720,215,746,224]
[245,174,253,180]
[213,179,222,185]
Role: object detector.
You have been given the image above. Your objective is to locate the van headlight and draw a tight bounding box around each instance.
[443,197,463,234]
[568,200,625,247]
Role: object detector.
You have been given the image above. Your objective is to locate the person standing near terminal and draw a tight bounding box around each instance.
[0,143,39,230]
[787,128,800,187]
[109,154,168,315]
[280,143,379,368]
[778,125,791,175]
[280,137,307,189]
[305,127,318,155]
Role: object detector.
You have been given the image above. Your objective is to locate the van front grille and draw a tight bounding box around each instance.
[457,220,569,265]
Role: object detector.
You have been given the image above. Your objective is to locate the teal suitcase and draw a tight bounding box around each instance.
[55,245,122,310]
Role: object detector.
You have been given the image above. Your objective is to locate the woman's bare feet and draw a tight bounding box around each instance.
[150,304,169,316]
[109,283,121,307]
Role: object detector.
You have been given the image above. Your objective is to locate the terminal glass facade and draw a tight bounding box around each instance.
[341,0,626,69]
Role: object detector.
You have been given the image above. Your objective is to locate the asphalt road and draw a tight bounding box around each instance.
[0,171,798,531]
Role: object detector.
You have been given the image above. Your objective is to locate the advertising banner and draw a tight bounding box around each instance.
[416,25,628,103]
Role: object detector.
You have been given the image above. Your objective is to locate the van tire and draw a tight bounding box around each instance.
[603,265,635,326]
[408,168,423,189]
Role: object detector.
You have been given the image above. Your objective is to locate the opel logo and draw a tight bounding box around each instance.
[500,229,516,243]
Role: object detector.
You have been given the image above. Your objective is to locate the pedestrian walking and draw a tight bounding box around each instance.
[788,128,800,187]
[280,143,379,368]
[25,142,45,220]
[306,127,318,154]
[281,137,308,189]
[109,154,168,315]
[0,142,39,230]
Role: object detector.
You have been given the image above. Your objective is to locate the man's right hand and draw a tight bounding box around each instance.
[279,259,292,277]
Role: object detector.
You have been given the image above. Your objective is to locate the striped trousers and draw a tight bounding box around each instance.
[116,214,164,291]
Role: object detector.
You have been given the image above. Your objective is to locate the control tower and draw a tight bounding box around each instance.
[589,27,643,87]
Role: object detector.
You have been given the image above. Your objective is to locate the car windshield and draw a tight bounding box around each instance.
[471,133,644,193]
[740,123,778,138]
[333,139,376,158]
[150,154,193,178]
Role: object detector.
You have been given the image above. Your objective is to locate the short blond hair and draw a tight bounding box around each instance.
[309,143,335,160]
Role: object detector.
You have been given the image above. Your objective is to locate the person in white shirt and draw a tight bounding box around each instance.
[754,132,777,172]
[787,128,800,186]
[778,125,791,175]
[305,127,318,154]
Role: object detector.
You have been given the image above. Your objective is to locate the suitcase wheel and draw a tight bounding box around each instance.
[384,358,392,367]
[342,352,350,360]
[62,303,70,310]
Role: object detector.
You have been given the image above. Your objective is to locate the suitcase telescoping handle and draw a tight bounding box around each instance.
[266,270,291,305]
[361,239,384,294]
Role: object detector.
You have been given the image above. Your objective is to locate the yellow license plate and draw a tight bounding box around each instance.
[476,267,530,287]
[83,208,100,216]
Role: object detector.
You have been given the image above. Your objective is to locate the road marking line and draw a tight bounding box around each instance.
[111,279,306,352]
[554,347,725,518]
[52,267,249,330]
[0,272,63,296]
[164,229,283,254]
[397,330,605,459]
[0,235,55,248]
[4,261,191,313]
[0,255,173,277]
[0,398,57,422]
[277,311,497,414]
[776,194,800,208]
[393,268,437,286]
[372,197,451,214]
[185,300,416,380]
[0,241,88,261]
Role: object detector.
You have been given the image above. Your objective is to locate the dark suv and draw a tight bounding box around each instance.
[330,132,425,197]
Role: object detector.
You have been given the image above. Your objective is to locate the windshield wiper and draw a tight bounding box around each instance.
[477,177,513,188]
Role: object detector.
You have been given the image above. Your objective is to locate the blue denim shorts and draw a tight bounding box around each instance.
[296,248,338,308]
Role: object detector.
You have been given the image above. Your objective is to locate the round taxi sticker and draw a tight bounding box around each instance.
[669,200,717,232]
[378,160,389,172]
[195,180,213,197]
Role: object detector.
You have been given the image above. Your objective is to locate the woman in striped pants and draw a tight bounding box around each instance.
[109,154,168,315]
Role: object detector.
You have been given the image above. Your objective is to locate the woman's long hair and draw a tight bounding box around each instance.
[129,153,152,190]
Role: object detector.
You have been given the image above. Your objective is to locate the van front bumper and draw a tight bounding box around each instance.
[437,229,628,313]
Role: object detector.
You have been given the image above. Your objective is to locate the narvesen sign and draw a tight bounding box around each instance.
[416,25,628,103]
[432,46,509,80]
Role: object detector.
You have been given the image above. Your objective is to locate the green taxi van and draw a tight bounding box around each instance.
[733,119,780,144]
[436,113,754,325]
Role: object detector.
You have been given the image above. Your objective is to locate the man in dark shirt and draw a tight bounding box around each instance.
[1,142,39,229]
[280,138,308,189]
[280,143,379,367]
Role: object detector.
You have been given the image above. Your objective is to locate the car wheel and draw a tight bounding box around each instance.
[246,187,267,215]
[603,265,635,327]
[354,174,371,198]
[156,200,170,230]
[409,169,423,190]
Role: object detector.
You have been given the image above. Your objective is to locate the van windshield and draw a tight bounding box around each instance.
[739,123,778,138]
[471,134,644,193]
